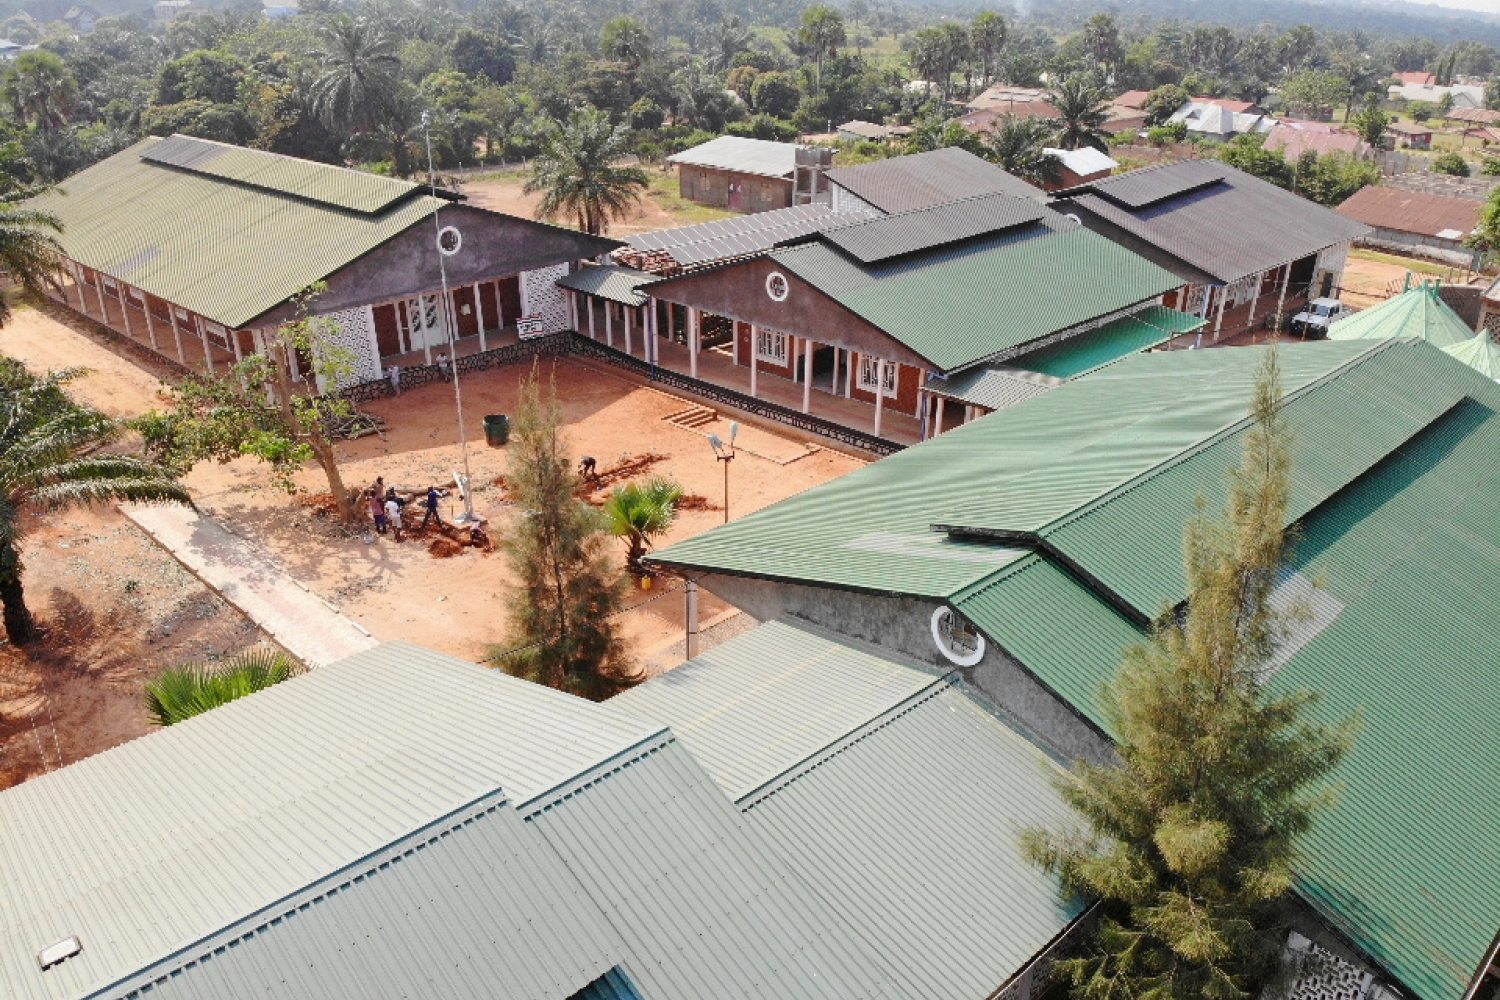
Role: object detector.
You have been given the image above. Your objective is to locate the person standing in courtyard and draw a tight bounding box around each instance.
[421,485,444,531]
[385,493,404,541]
[369,489,387,534]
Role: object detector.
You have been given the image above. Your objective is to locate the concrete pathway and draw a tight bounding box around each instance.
[122,503,379,668]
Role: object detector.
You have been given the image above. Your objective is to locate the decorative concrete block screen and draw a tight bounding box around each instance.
[522,264,570,334]
[323,305,381,386]
[1279,933,1377,1000]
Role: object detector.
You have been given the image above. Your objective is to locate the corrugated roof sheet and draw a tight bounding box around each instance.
[820,192,1048,264]
[1443,331,1500,378]
[140,134,420,215]
[26,137,443,328]
[770,222,1179,372]
[615,619,1084,1000]
[556,264,659,306]
[1007,304,1203,379]
[113,789,626,1000]
[1054,161,1371,283]
[1336,185,1479,239]
[666,135,803,178]
[624,203,875,268]
[925,365,1061,411]
[1043,146,1117,176]
[0,642,659,1000]
[1327,286,1476,347]
[825,147,1043,213]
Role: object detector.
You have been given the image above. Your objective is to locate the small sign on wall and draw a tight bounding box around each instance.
[517,314,545,339]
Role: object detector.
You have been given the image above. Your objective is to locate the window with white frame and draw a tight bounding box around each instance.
[756,329,788,365]
[857,355,898,397]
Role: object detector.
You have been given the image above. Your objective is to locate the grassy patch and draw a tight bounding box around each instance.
[645,171,739,225]
[1350,248,1457,276]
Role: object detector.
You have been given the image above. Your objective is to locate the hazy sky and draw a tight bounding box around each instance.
[1414,0,1500,14]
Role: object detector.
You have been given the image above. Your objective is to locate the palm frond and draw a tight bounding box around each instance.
[144,649,302,726]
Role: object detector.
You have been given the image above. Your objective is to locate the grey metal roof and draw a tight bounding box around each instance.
[523,734,894,1000]
[820,193,1049,264]
[624,203,877,268]
[556,264,659,306]
[666,135,803,178]
[925,365,1062,411]
[825,147,1044,212]
[1052,161,1371,283]
[0,642,660,1000]
[111,787,627,1000]
[615,619,1084,1000]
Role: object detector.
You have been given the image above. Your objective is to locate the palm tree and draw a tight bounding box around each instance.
[0,202,64,326]
[970,11,1007,89]
[986,115,1063,188]
[1051,76,1112,152]
[144,649,301,726]
[602,476,683,570]
[797,4,846,98]
[525,108,648,236]
[309,15,400,133]
[0,360,191,644]
[0,50,76,134]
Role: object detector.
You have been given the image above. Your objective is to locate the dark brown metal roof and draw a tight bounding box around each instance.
[1336,185,1479,239]
[825,147,1042,213]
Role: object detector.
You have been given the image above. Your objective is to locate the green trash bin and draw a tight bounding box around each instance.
[483,414,509,447]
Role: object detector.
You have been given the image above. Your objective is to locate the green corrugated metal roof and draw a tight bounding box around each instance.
[556,264,659,307]
[770,223,1181,372]
[1009,304,1205,379]
[141,134,420,214]
[924,365,1061,411]
[652,341,1378,597]
[1327,285,1474,348]
[1443,331,1500,379]
[27,137,443,328]
[614,619,1083,1000]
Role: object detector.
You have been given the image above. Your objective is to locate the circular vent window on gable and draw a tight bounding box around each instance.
[931,607,986,666]
[437,225,463,256]
[765,271,790,302]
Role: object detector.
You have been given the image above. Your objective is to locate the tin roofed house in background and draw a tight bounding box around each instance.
[0,632,1092,1000]
[647,337,1500,1000]
[1051,159,1371,343]
[1335,185,1481,266]
[665,136,834,213]
[25,134,617,387]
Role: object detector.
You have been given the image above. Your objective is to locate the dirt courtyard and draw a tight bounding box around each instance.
[0,305,863,779]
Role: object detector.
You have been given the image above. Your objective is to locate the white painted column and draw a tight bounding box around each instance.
[605,301,614,347]
[1248,271,1262,324]
[568,289,578,330]
[939,395,949,435]
[118,286,136,339]
[141,293,159,351]
[495,281,507,329]
[667,302,676,344]
[845,352,854,397]
[732,319,740,365]
[195,315,215,374]
[70,262,86,311]
[749,325,759,397]
[685,580,700,659]
[802,338,814,413]
[689,307,699,379]
[873,358,886,437]
[587,294,597,340]
[648,300,659,363]
[168,306,186,363]
[93,272,108,321]
[624,305,634,356]
[474,282,488,351]
[1275,263,1291,331]
[230,327,243,362]
[1212,286,1228,342]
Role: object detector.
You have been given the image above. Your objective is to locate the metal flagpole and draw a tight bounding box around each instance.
[423,112,477,524]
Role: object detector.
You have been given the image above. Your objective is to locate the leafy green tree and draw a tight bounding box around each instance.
[1082,13,1122,79]
[1468,186,1500,251]
[970,11,1007,89]
[1023,349,1357,1000]
[134,287,363,523]
[525,107,648,235]
[1433,151,1470,177]
[155,50,248,106]
[140,100,254,144]
[1144,83,1190,126]
[144,649,300,726]
[602,475,683,570]
[450,27,515,85]
[1409,101,1433,123]
[1294,151,1380,206]
[1437,91,1455,119]
[1218,133,1293,188]
[1,359,191,644]
[1147,121,1189,145]
[600,16,652,71]
[1280,70,1350,120]
[909,22,971,103]
[0,201,63,326]
[309,14,400,133]
[798,4,846,98]
[905,110,985,156]
[1052,76,1111,152]
[495,370,633,699]
[1350,95,1388,146]
[750,70,801,118]
[1,51,76,134]
[985,114,1061,187]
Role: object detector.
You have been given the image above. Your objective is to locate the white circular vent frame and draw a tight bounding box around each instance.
[930,606,986,666]
[437,225,463,257]
[765,271,790,302]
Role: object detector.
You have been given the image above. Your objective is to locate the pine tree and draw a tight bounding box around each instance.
[496,368,634,699]
[1023,349,1358,1000]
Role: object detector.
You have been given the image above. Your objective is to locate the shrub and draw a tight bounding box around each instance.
[144,649,301,726]
[1433,151,1471,176]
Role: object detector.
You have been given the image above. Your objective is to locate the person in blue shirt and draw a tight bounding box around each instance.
[421,485,444,530]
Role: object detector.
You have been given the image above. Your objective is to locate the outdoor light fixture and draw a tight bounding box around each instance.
[708,422,739,524]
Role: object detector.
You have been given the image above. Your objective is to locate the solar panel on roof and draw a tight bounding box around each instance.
[821,194,1048,265]
[628,203,876,266]
[1088,160,1227,210]
[142,134,420,215]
